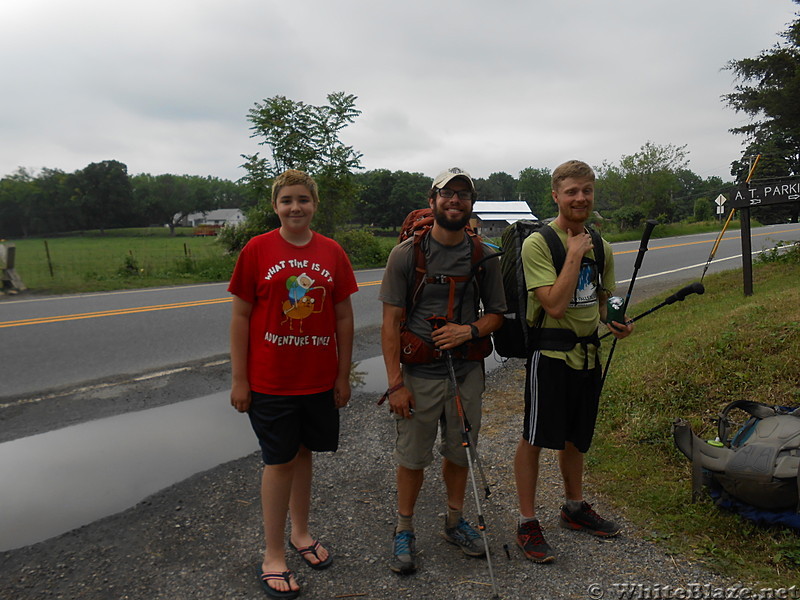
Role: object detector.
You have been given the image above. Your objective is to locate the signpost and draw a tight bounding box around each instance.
[725,178,800,295]
[715,194,726,216]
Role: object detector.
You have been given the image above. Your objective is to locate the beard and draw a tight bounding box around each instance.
[432,203,471,231]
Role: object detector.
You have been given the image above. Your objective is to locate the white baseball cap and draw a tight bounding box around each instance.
[432,167,475,192]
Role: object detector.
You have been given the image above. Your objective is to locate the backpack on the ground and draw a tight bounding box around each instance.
[673,400,800,513]
[492,220,604,360]
[396,208,494,364]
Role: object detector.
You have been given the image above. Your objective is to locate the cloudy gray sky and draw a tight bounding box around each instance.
[1,1,797,184]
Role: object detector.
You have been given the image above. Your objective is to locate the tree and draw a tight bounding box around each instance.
[516,167,553,219]
[240,92,363,239]
[475,171,516,201]
[72,160,133,233]
[353,169,394,226]
[724,2,800,178]
[0,168,37,237]
[386,171,430,225]
[131,174,243,234]
[693,197,713,222]
[595,142,690,225]
[354,169,430,229]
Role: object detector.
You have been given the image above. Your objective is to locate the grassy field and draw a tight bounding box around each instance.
[3,220,745,295]
[4,228,236,294]
[588,249,800,586]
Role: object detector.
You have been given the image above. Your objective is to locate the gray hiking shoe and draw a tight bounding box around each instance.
[441,517,486,557]
[389,529,416,574]
[560,501,620,537]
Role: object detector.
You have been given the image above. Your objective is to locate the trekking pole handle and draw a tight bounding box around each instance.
[598,282,705,340]
[664,282,705,305]
[634,220,658,270]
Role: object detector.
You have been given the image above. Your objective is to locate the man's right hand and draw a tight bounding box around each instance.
[389,386,416,419]
[565,227,593,257]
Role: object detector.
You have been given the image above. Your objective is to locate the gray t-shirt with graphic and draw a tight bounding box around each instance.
[380,231,506,378]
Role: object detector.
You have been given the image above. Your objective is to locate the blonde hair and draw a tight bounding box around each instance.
[271,169,319,207]
[552,160,595,191]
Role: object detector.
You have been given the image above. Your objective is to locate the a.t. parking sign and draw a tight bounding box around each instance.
[727,180,800,209]
[724,177,800,296]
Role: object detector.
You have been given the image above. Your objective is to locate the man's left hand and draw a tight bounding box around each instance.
[431,322,472,350]
[606,318,634,339]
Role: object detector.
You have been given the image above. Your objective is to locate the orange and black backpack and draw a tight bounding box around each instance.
[395,208,494,364]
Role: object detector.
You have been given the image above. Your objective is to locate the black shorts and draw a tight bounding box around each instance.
[247,389,339,465]
[522,352,601,453]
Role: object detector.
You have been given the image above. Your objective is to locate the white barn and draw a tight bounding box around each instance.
[470,201,537,237]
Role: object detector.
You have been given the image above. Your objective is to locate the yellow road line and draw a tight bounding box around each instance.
[1,229,795,329]
[611,226,799,255]
[0,297,233,328]
[0,280,383,328]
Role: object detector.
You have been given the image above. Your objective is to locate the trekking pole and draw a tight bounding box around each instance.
[700,154,759,283]
[701,208,736,283]
[442,347,500,599]
[598,282,705,341]
[600,219,657,393]
[426,317,492,498]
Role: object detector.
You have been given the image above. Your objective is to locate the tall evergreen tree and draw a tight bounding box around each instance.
[724,2,800,179]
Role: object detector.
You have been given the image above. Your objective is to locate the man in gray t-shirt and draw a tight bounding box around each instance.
[379,167,505,575]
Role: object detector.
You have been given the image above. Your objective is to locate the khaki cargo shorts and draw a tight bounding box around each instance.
[393,365,485,470]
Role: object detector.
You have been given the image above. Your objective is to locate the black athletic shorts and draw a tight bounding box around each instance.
[247,389,339,465]
[522,352,601,453]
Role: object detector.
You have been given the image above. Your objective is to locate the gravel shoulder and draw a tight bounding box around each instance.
[0,354,739,600]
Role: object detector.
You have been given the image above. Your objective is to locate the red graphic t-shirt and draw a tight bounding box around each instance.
[228,229,358,395]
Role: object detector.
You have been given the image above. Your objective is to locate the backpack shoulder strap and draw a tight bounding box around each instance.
[717,400,778,445]
[537,225,566,274]
[454,230,487,323]
[405,228,430,313]
[539,224,605,287]
[587,226,605,289]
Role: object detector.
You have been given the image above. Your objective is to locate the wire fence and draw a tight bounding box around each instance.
[8,234,235,292]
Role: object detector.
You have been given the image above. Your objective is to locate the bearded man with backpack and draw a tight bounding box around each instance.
[514,160,633,564]
[379,167,506,575]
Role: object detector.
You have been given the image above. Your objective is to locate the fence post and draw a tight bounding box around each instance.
[1,243,27,294]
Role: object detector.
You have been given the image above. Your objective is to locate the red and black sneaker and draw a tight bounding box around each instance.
[559,501,620,537]
[516,519,555,563]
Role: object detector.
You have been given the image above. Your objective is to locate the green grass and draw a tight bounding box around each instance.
[590,247,800,586]
[5,229,236,294]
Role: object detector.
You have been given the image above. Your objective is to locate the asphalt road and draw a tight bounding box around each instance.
[1,223,798,442]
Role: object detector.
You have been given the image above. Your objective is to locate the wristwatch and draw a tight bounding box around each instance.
[470,324,479,340]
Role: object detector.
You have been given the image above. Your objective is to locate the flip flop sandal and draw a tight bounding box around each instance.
[258,568,300,599]
[292,540,333,570]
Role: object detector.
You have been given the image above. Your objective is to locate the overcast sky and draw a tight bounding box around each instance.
[1,1,797,185]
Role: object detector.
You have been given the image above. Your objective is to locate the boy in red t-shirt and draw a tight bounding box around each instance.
[228,169,358,599]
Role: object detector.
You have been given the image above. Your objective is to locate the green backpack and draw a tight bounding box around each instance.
[492,220,604,359]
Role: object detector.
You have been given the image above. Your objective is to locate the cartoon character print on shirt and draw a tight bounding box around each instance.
[569,258,598,308]
[282,272,326,333]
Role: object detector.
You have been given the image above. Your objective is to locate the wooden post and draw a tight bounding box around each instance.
[44,240,54,277]
[1,243,27,293]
